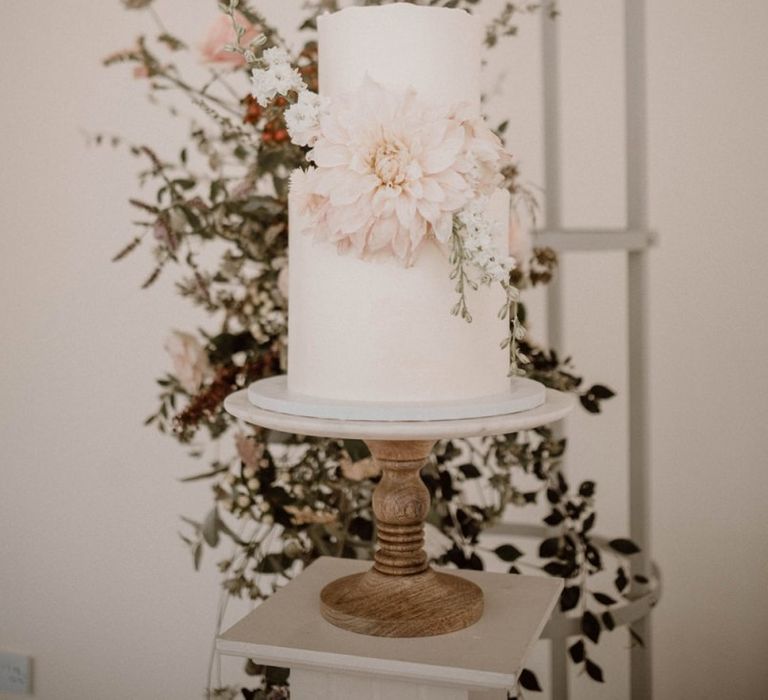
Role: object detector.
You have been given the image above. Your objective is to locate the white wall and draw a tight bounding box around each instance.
[1,1,766,699]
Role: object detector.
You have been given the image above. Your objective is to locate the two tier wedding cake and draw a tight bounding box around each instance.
[249,3,540,414]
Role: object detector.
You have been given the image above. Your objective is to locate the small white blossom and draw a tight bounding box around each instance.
[285,90,322,146]
[457,200,515,285]
[250,67,280,105]
[250,47,306,106]
[261,47,291,67]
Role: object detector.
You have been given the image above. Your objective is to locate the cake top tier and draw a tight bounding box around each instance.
[318,3,481,113]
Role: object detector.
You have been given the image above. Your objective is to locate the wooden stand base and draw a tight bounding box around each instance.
[319,439,484,637]
[321,567,483,637]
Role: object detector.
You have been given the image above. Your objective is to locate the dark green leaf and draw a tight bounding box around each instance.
[459,463,482,479]
[615,567,629,592]
[609,538,641,555]
[519,668,542,692]
[543,561,567,577]
[602,611,616,631]
[592,592,617,606]
[560,585,580,612]
[568,639,585,663]
[495,544,523,562]
[585,658,604,683]
[264,665,289,685]
[342,439,370,462]
[180,465,229,482]
[581,610,601,644]
[578,480,595,498]
[591,384,615,399]
[539,537,559,558]
[543,509,564,526]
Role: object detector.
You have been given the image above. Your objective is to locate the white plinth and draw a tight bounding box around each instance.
[225,387,573,441]
[218,557,563,700]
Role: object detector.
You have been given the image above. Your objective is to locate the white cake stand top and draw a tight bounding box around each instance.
[224,387,574,441]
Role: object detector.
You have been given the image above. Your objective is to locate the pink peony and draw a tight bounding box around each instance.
[164,331,212,394]
[200,12,261,68]
[291,78,509,264]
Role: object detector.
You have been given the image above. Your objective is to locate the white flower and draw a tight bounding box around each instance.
[285,90,322,147]
[164,331,211,394]
[457,199,515,284]
[250,67,279,104]
[291,77,510,264]
[250,48,305,106]
[261,47,291,67]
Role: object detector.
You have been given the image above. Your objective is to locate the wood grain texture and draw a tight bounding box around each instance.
[320,439,484,637]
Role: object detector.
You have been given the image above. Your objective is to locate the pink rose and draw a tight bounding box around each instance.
[164,331,212,394]
[200,12,261,68]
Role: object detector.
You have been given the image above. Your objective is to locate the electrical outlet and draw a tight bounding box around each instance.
[0,652,31,694]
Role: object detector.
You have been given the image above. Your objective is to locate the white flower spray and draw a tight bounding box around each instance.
[451,199,527,376]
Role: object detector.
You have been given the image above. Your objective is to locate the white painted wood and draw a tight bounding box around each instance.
[624,1,653,698]
[291,668,468,700]
[247,375,546,421]
[216,557,563,695]
[225,388,574,441]
[540,9,570,700]
[533,228,655,252]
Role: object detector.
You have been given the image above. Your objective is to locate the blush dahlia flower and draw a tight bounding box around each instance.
[291,77,509,263]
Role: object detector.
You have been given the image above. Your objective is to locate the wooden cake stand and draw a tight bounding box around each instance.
[224,386,574,638]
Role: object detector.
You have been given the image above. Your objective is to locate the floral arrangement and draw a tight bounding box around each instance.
[251,45,522,366]
[103,1,641,698]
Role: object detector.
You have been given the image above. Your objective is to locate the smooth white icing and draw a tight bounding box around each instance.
[287,3,511,403]
[318,3,482,114]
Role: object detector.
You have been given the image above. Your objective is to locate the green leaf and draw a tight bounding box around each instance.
[569,639,585,663]
[602,611,616,631]
[591,384,615,399]
[592,591,617,606]
[264,666,290,685]
[585,658,605,683]
[560,585,580,612]
[581,610,601,644]
[179,465,229,482]
[519,668,542,692]
[609,538,641,555]
[495,544,523,562]
[615,566,629,592]
[343,439,370,462]
[538,537,559,558]
[202,508,220,547]
[459,463,482,479]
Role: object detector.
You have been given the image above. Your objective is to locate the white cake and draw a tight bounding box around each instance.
[287,3,511,404]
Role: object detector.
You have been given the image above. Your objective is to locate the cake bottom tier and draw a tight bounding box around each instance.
[287,189,511,403]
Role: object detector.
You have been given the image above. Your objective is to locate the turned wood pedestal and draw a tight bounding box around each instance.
[224,386,574,640]
[320,439,483,637]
